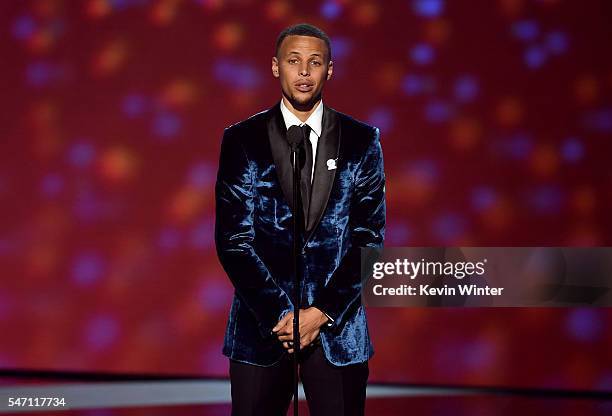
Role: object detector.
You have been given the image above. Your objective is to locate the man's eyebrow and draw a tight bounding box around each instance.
[286,51,323,57]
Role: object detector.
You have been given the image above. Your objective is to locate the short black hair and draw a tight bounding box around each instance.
[275,23,332,62]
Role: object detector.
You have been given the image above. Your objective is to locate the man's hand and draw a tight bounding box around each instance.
[272,307,329,353]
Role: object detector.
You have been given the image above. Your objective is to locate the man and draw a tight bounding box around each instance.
[215,23,385,416]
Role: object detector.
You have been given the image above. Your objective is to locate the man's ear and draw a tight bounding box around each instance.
[327,60,333,80]
[272,57,280,78]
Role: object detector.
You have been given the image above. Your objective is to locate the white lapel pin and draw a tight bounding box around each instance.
[326,158,337,171]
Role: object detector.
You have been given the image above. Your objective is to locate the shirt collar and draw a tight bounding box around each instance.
[280,98,323,138]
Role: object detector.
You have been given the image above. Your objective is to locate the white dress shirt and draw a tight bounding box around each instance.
[280,98,323,184]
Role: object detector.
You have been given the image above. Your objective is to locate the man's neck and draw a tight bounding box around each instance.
[282,96,321,123]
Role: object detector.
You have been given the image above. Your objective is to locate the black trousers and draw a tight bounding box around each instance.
[229,344,369,416]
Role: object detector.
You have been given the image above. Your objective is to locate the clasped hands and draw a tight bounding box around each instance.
[272,307,329,353]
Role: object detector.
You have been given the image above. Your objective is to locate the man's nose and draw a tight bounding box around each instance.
[299,63,310,76]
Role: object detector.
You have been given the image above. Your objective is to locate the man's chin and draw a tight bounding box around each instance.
[287,94,319,111]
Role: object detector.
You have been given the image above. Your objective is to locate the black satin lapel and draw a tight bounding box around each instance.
[306,105,340,240]
[267,102,294,210]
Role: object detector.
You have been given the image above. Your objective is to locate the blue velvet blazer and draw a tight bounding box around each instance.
[215,101,385,367]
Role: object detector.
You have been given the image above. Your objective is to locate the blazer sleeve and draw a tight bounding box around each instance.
[312,127,385,331]
[215,127,293,339]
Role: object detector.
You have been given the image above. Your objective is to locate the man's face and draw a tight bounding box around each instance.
[272,35,333,111]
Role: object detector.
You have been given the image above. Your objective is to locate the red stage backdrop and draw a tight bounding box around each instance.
[1,0,611,391]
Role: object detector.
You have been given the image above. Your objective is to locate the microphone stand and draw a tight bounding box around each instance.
[290,141,301,416]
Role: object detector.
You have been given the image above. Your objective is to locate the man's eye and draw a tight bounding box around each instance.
[310,61,321,66]
[288,59,298,64]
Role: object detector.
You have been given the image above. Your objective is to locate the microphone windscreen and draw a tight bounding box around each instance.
[286,125,303,150]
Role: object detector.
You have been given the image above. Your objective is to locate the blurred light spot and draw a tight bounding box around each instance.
[41,173,64,196]
[98,146,137,183]
[524,45,547,69]
[68,141,96,168]
[582,108,612,133]
[425,100,453,123]
[528,185,563,214]
[189,162,215,189]
[122,93,148,118]
[152,111,182,139]
[511,20,539,41]
[330,37,352,60]
[265,0,291,20]
[367,108,394,133]
[198,280,232,311]
[560,137,584,163]
[495,97,523,126]
[190,220,214,250]
[86,0,112,19]
[385,220,413,245]
[545,31,569,55]
[471,187,497,212]
[321,0,342,19]
[92,40,128,77]
[566,309,602,342]
[150,0,179,25]
[350,1,380,26]
[12,15,36,40]
[72,252,105,287]
[84,314,119,351]
[402,74,425,96]
[412,0,444,17]
[26,62,55,86]
[450,117,481,150]
[530,143,559,176]
[424,18,450,44]
[498,133,533,159]
[453,75,479,102]
[463,339,495,369]
[73,189,111,222]
[158,227,181,250]
[214,59,262,89]
[160,79,197,108]
[213,22,244,51]
[574,75,599,105]
[169,187,206,223]
[432,213,467,244]
[410,43,435,65]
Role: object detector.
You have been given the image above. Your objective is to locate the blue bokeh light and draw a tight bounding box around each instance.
[566,309,603,342]
[524,45,547,69]
[12,15,36,40]
[432,212,467,243]
[152,111,182,139]
[412,0,444,18]
[158,227,181,251]
[453,75,479,102]
[72,252,106,287]
[122,94,148,118]
[545,31,569,55]
[528,185,563,214]
[68,141,96,168]
[560,137,584,163]
[471,186,497,212]
[84,314,120,351]
[40,173,64,197]
[410,43,435,65]
[511,20,539,41]
[321,0,342,20]
[367,107,394,133]
[424,100,453,123]
[214,60,262,89]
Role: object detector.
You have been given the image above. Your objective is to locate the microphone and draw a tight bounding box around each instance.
[287,125,304,151]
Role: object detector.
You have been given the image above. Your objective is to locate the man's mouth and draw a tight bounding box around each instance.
[295,82,314,92]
